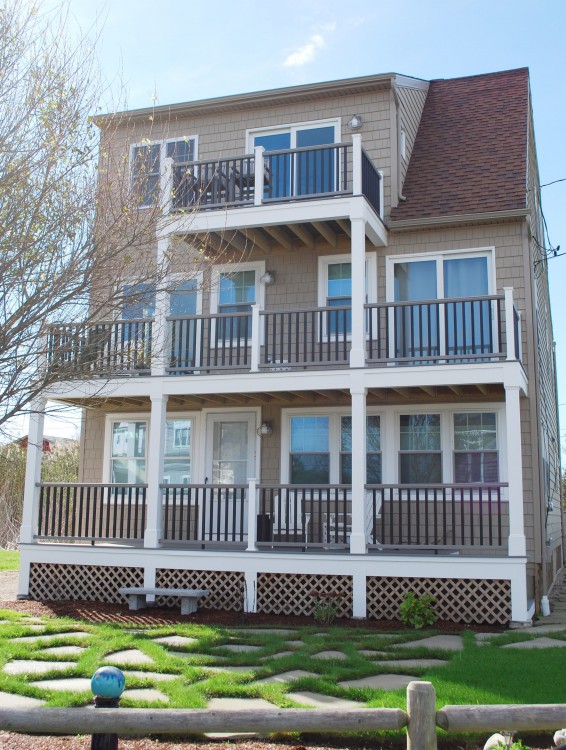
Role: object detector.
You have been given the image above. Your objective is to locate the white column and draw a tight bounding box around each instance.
[160,156,173,215]
[504,287,516,361]
[19,399,46,545]
[510,565,530,623]
[144,394,168,548]
[351,133,362,195]
[246,477,258,552]
[349,376,367,555]
[505,385,527,556]
[253,146,265,206]
[244,570,257,612]
[352,571,367,618]
[151,238,171,377]
[250,304,260,373]
[349,216,366,368]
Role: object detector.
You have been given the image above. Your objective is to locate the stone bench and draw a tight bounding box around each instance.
[118,587,209,615]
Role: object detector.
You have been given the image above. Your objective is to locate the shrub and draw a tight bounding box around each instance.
[313,596,338,625]
[399,591,438,629]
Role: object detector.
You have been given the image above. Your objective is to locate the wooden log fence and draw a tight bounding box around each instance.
[1,682,566,749]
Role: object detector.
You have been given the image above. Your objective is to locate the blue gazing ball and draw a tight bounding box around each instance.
[91,666,126,699]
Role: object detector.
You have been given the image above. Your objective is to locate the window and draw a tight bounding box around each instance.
[389,250,493,359]
[210,262,265,342]
[399,414,442,484]
[122,283,156,320]
[163,419,192,484]
[290,416,330,484]
[131,137,197,206]
[170,279,198,316]
[453,413,498,483]
[111,421,147,484]
[340,416,381,484]
[318,253,377,337]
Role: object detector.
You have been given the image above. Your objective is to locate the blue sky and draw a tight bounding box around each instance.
[33,0,566,444]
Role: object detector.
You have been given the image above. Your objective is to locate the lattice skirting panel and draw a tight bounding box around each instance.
[367,576,511,625]
[256,573,353,617]
[155,569,245,611]
[28,563,144,603]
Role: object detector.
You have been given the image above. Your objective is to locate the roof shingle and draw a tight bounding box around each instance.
[390,68,529,222]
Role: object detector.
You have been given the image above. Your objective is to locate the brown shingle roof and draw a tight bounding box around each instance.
[390,68,529,222]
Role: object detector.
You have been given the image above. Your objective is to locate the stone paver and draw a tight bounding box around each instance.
[38,645,85,657]
[103,649,155,666]
[123,688,169,703]
[11,631,93,644]
[503,636,566,649]
[397,635,464,651]
[358,650,391,658]
[216,644,261,653]
[377,658,448,669]
[475,633,499,643]
[0,691,45,707]
[286,640,305,648]
[311,650,348,661]
[30,677,92,692]
[231,628,297,636]
[198,665,257,674]
[287,691,362,709]
[122,670,179,682]
[256,670,318,685]
[339,674,418,690]
[208,697,275,711]
[169,651,228,663]
[3,660,76,676]
[153,635,198,648]
[260,651,294,662]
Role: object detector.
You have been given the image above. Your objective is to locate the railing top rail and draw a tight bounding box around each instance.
[48,318,154,330]
[166,311,251,322]
[258,484,353,490]
[262,141,349,157]
[259,304,351,317]
[364,294,504,309]
[160,483,249,489]
[365,482,509,489]
[174,154,254,168]
[38,482,149,489]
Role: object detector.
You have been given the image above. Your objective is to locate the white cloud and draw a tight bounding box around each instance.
[283,33,326,68]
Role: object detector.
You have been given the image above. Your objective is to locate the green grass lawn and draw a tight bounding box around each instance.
[0,549,19,571]
[0,610,564,716]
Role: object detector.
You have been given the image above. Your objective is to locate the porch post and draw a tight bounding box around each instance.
[253,146,265,207]
[349,215,366,369]
[246,478,258,552]
[152,238,171,378]
[504,384,527,556]
[351,134,362,195]
[349,375,367,555]
[250,305,260,373]
[504,287,517,361]
[144,394,168,548]
[19,398,46,544]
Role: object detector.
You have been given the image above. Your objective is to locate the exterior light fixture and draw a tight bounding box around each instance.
[257,421,273,437]
[348,114,363,130]
[260,271,276,285]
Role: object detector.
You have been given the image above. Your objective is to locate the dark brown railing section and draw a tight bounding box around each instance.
[367,483,508,550]
[47,320,152,375]
[36,483,147,542]
[167,312,251,373]
[161,484,248,544]
[262,143,349,202]
[366,295,504,364]
[257,485,351,547]
[172,155,256,210]
[361,149,381,215]
[260,306,351,368]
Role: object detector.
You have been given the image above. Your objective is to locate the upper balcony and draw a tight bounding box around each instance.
[161,135,387,247]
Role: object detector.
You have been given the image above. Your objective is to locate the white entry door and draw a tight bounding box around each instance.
[203,413,256,541]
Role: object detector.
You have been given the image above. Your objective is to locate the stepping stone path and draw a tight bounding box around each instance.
[358,650,391,658]
[3,660,76,676]
[502,636,566,649]
[123,688,169,703]
[260,651,294,661]
[30,677,92,692]
[153,635,198,647]
[378,658,448,669]
[339,674,418,690]
[256,669,318,684]
[38,646,85,657]
[11,631,93,644]
[312,650,348,660]
[287,691,362,709]
[286,640,305,648]
[208,697,275,710]
[103,649,155,666]
[198,665,257,674]
[216,644,261,653]
[0,691,45,707]
[231,628,297,636]
[170,652,228,663]
[398,635,464,651]
[122,670,179,682]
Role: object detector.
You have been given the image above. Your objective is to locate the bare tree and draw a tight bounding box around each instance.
[0,1,239,439]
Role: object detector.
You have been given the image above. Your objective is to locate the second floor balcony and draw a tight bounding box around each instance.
[45,289,522,380]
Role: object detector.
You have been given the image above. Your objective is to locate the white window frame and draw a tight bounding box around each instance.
[245,118,341,154]
[386,247,497,359]
[167,271,203,316]
[209,260,266,346]
[129,136,198,208]
[317,252,377,339]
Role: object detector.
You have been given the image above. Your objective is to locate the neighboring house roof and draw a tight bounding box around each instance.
[16,435,76,453]
[390,68,529,222]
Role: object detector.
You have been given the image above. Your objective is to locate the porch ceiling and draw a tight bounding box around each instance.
[185,217,353,256]
[59,382,505,412]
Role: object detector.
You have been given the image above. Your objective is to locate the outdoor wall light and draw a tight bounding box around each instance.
[348,114,363,130]
[260,271,276,285]
[257,421,273,437]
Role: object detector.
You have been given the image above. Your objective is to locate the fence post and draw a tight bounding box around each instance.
[254,146,265,206]
[503,287,516,361]
[407,681,437,750]
[90,667,125,750]
[247,478,258,552]
[250,304,260,372]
